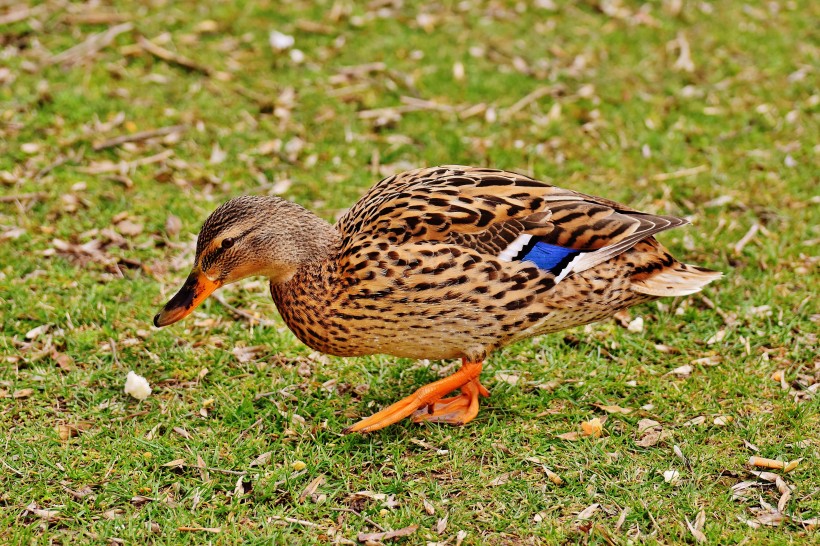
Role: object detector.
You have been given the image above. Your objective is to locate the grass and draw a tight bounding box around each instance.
[1,0,818,543]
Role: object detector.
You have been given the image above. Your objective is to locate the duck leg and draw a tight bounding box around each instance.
[411,377,490,425]
[344,359,486,434]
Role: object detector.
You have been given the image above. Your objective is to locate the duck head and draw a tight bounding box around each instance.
[153,195,338,327]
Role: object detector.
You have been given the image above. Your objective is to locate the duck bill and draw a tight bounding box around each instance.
[153,269,221,327]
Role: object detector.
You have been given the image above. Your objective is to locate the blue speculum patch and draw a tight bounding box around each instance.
[521,242,580,274]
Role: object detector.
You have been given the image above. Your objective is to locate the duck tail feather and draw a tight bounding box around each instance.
[631,263,723,297]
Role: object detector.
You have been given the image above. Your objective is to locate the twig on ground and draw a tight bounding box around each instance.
[138,36,212,75]
[237,417,264,441]
[78,149,173,174]
[0,193,45,203]
[269,516,356,544]
[733,223,760,255]
[35,151,81,180]
[651,164,708,181]
[63,12,130,25]
[330,507,385,531]
[93,125,186,151]
[0,5,45,26]
[503,86,555,120]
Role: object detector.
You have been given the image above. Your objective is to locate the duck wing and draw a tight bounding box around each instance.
[336,165,687,282]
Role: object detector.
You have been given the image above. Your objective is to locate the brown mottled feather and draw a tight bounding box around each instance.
[181,165,719,363]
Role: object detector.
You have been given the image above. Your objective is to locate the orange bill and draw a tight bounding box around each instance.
[153,269,221,327]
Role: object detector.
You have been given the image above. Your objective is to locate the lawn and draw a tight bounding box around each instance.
[1,0,818,544]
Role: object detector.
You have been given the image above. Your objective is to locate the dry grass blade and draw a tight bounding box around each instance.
[686,512,707,543]
[46,23,134,66]
[178,526,221,533]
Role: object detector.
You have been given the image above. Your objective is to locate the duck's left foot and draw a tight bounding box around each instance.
[411,378,490,425]
[343,359,484,434]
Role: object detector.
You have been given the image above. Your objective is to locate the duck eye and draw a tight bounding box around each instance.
[221,238,234,249]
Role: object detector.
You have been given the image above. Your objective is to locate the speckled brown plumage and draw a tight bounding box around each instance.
[155,165,721,432]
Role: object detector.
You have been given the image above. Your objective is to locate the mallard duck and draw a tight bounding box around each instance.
[154,166,721,433]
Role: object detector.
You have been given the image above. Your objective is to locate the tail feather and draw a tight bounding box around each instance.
[631,263,722,297]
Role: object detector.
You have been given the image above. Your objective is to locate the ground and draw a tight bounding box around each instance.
[1,1,818,544]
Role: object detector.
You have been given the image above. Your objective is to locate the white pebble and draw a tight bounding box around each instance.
[269,30,294,51]
[124,371,152,400]
[627,316,644,333]
[289,49,305,64]
[663,470,681,485]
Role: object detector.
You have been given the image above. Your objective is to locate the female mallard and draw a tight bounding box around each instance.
[154,166,721,433]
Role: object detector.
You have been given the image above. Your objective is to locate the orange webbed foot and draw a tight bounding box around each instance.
[411,378,490,425]
[344,359,485,434]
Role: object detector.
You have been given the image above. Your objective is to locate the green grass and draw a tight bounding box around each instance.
[1,0,818,543]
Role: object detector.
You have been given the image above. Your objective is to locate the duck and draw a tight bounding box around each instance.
[154,166,721,433]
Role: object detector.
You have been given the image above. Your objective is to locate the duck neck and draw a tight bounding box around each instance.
[282,207,340,268]
[243,200,340,285]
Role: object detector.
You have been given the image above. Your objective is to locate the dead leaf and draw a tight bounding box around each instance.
[556,431,581,441]
[488,472,512,486]
[423,498,435,515]
[593,403,632,414]
[668,364,693,378]
[173,426,193,439]
[636,419,668,447]
[116,219,143,236]
[495,372,520,385]
[232,345,266,363]
[13,388,34,399]
[131,495,154,506]
[25,503,60,521]
[56,422,92,441]
[357,524,418,542]
[249,451,272,467]
[103,508,124,519]
[576,503,599,520]
[298,475,324,504]
[691,355,722,366]
[165,214,182,237]
[436,514,448,534]
[25,324,50,340]
[163,458,185,468]
[637,419,660,433]
[544,467,563,485]
[581,417,604,438]
[686,510,707,543]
